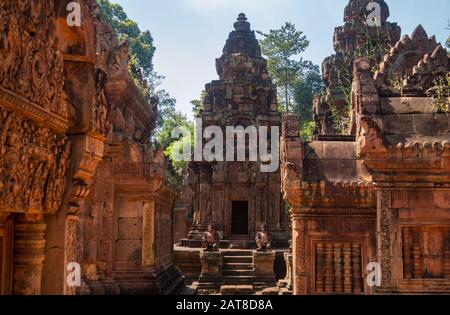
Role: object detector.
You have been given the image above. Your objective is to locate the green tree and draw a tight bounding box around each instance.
[96,0,155,77]
[293,64,323,141]
[257,22,310,113]
[191,90,207,117]
[156,111,194,186]
[96,0,176,134]
[293,64,323,123]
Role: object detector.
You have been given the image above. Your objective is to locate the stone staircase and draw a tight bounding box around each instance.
[221,250,255,294]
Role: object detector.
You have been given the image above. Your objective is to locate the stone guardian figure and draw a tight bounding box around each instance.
[202,224,220,251]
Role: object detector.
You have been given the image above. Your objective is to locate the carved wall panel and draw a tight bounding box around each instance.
[402,226,450,280]
[0,0,68,119]
[0,108,70,214]
[314,242,363,294]
[377,189,393,289]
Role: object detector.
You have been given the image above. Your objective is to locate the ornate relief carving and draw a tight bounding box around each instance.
[378,189,392,288]
[0,108,70,214]
[0,0,68,119]
[293,218,306,294]
[356,117,387,158]
[12,214,46,295]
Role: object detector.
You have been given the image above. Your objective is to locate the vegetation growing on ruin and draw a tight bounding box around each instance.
[330,24,394,133]
[433,73,450,113]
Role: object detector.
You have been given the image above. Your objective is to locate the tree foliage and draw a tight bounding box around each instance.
[293,64,323,122]
[258,22,322,141]
[191,90,207,117]
[95,0,194,187]
[257,22,310,113]
[96,0,155,77]
[156,111,195,186]
[96,0,178,134]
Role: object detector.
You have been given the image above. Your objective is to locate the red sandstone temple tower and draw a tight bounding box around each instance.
[182,14,290,248]
[282,0,450,295]
[314,0,401,135]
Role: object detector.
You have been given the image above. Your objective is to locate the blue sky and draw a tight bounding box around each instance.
[109,0,450,118]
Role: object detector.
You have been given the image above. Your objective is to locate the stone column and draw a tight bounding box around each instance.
[198,250,223,292]
[12,214,46,295]
[292,214,307,295]
[277,251,293,293]
[376,189,398,293]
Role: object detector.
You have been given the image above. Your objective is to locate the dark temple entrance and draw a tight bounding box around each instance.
[231,201,249,236]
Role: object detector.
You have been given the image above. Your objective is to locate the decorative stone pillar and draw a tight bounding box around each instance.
[292,215,307,295]
[253,250,276,288]
[376,189,396,294]
[12,214,46,295]
[277,251,293,294]
[198,251,223,292]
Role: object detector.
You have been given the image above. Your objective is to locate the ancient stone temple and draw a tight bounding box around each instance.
[180,14,289,248]
[282,0,450,295]
[314,0,401,135]
[0,0,181,295]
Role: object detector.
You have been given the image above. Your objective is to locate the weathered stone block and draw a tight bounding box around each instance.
[383,114,415,135]
[380,97,436,115]
[117,218,142,239]
[413,114,449,135]
[322,142,348,159]
[198,251,223,291]
[115,240,141,261]
[253,251,275,287]
[305,142,323,159]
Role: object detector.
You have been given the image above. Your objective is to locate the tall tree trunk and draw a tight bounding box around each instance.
[284,69,289,113]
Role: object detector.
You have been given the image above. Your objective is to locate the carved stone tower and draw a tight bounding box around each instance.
[183,14,289,248]
[314,0,401,135]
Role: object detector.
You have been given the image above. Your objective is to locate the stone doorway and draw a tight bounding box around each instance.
[231,201,249,236]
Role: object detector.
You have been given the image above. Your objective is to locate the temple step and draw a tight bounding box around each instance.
[223,256,253,264]
[222,250,253,256]
[223,270,254,277]
[222,276,254,285]
[223,263,253,271]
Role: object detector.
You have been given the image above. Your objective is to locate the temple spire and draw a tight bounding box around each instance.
[222,13,261,57]
[234,13,251,32]
[344,0,390,24]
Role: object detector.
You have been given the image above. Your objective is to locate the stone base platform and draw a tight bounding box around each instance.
[179,239,290,250]
[174,246,288,295]
[84,261,184,295]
